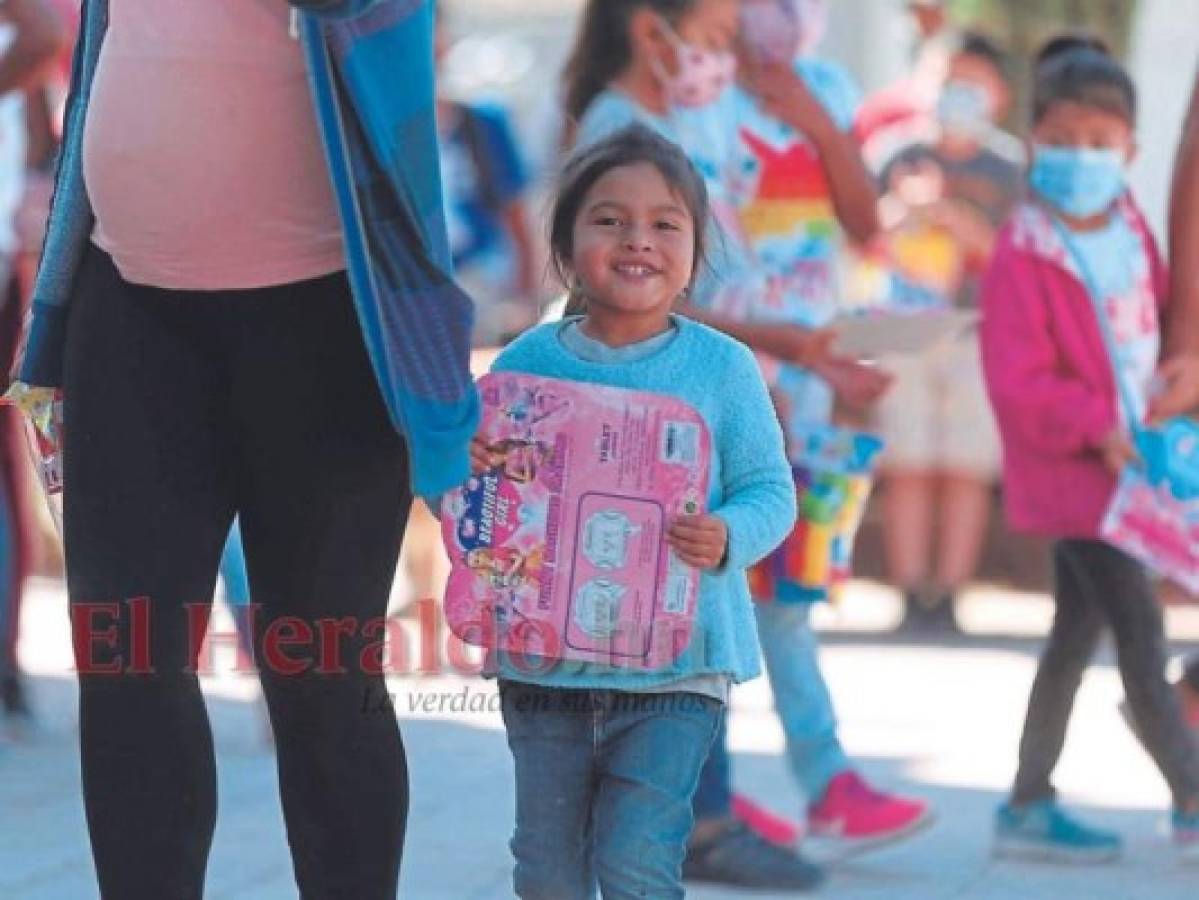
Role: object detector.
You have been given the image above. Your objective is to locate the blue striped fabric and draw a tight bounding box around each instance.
[16,0,479,498]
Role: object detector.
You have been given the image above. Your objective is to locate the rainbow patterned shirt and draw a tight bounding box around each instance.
[726,57,860,331]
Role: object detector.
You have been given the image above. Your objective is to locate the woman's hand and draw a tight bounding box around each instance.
[1149,355,1199,421]
[678,306,835,368]
[668,515,729,571]
[1099,427,1138,473]
[814,357,894,411]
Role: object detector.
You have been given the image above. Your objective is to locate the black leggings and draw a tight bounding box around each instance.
[64,247,413,899]
[1012,539,1199,810]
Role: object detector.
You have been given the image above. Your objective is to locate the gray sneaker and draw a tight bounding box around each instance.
[683,821,825,891]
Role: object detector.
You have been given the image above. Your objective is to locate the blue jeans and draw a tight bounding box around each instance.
[500,681,723,899]
[693,602,850,819]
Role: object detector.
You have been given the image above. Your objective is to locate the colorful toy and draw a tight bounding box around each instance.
[750,424,884,604]
[1102,466,1199,594]
[3,383,63,536]
[441,373,712,669]
[1136,416,1199,503]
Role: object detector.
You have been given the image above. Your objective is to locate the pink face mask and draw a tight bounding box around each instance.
[653,18,737,109]
[740,1,800,64]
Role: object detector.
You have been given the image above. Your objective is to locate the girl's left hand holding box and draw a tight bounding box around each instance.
[667,514,729,570]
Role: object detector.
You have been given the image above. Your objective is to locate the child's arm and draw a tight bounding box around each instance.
[0,0,65,96]
[979,247,1115,458]
[740,60,879,244]
[681,306,833,369]
[810,356,893,411]
[707,343,798,571]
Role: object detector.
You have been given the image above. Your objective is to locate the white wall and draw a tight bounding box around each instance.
[825,0,916,95]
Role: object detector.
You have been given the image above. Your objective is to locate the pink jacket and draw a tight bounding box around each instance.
[979,197,1168,539]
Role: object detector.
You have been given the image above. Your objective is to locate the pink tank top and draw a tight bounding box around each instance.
[83,0,345,291]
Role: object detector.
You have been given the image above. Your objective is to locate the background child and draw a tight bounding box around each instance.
[980,39,1199,863]
[486,124,799,898]
[685,0,930,869]
[870,31,1024,633]
[435,1,540,346]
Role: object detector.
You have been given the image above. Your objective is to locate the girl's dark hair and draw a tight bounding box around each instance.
[550,124,709,315]
[562,0,699,130]
[1035,33,1112,70]
[1033,35,1135,126]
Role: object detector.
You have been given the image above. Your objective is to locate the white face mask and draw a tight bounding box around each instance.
[740,0,827,63]
[652,17,737,109]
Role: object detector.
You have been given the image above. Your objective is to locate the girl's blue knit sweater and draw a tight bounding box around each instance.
[492,316,796,690]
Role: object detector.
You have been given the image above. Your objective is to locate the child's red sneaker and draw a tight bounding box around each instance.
[732,793,805,848]
[807,771,933,851]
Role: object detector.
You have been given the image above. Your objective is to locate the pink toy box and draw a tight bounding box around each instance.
[1102,476,1199,595]
[440,373,712,669]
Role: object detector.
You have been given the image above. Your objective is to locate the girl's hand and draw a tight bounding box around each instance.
[1099,428,1138,473]
[741,59,835,143]
[668,515,729,571]
[814,357,894,411]
[470,437,494,474]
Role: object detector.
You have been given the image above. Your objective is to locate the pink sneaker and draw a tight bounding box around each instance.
[807,772,933,852]
[732,793,805,847]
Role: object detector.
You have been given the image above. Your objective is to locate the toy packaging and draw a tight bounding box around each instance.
[750,423,884,604]
[4,383,63,536]
[1101,417,1199,594]
[440,373,712,668]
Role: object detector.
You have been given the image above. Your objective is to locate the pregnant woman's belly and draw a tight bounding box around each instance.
[83,0,343,291]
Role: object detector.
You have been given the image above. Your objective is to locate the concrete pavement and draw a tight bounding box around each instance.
[4,578,1199,899]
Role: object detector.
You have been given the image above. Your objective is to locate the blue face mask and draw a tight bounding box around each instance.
[1029,144,1127,219]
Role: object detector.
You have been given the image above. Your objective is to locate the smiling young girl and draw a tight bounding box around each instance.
[482,124,796,898]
